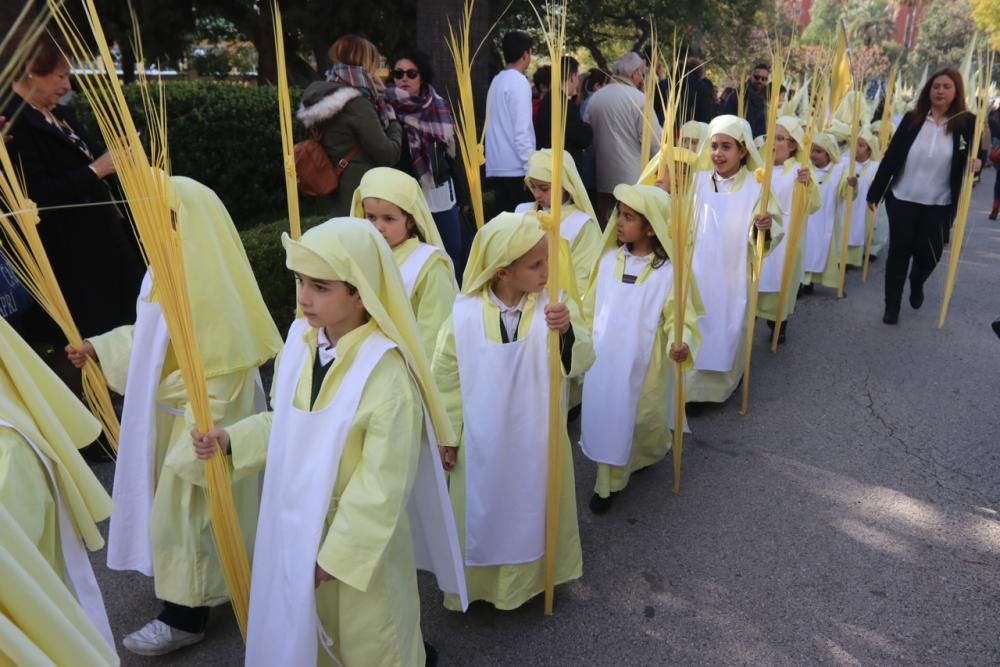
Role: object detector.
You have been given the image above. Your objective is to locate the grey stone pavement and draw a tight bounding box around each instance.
[89,176,1000,666]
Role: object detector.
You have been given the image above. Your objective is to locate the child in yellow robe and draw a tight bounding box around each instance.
[66,176,282,656]
[0,316,114,649]
[580,184,700,514]
[515,149,602,295]
[433,211,595,610]
[0,505,118,666]
[801,132,851,292]
[352,167,458,358]
[756,116,822,343]
[686,115,783,406]
[193,218,465,666]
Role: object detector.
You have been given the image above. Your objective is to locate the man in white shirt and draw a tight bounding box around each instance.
[485,31,535,216]
[583,51,662,228]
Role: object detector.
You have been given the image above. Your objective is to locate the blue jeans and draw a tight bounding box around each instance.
[432,205,466,279]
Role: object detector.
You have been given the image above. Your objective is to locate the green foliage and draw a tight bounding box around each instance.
[799,0,842,45]
[238,215,327,335]
[912,0,977,71]
[76,80,323,227]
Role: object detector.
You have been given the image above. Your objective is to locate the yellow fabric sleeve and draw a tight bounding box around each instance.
[87,324,135,394]
[569,219,602,296]
[411,255,458,360]
[431,316,463,449]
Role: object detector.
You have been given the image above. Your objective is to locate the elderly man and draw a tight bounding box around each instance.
[583,51,662,227]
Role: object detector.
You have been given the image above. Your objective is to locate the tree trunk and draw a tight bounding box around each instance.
[255,2,277,86]
[417,0,490,126]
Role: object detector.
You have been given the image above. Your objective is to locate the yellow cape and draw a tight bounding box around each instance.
[166,176,283,378]
[522,149,598,223]
[0,504,118,666]
[350,167,447,249]
[0,317,112,551]
[812,132,842,164]
[461,211,578,304]
[282,217,456,446]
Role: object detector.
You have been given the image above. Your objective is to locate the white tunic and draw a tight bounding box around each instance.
[803,163,847,273]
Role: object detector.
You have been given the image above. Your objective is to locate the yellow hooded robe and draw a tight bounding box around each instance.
[351,167,458,358]
[582,185,701,499]
[227,217,458,666]
[88,176,282,608]
[432,212,594,611]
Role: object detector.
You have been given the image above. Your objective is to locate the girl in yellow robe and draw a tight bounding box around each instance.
[0,505,118,667]
[351,167,458,358]
[433,212,595,611]
[67,176,282,656]
[686,115,783,406]
[194,218,464,667]
[580,184,700,514]
[801,132,851,292]
[0,316,115,650]
[756,116,822,343]
[515,149,602,295]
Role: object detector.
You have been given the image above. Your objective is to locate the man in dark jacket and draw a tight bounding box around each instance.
[721,63,770,137]
[534,56,593,169]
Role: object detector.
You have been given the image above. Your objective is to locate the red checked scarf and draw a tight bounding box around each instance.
[325,63,392,128]
[384,83,456,189]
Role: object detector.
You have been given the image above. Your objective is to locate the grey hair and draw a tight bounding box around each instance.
[611,52,645,77]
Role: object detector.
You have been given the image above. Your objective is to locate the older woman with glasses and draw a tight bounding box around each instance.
[384,48,466,275]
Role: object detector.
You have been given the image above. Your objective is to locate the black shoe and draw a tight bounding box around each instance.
[883,308,899,325]
[868,254,878,263]
[909,282,924,309]
[777,321,787,344]
[425,642,438,667]
[798,283,814,297]
[567,405,581,423]
[589,493,614,515]
[685,402,704,417]
[992,320,1000,339]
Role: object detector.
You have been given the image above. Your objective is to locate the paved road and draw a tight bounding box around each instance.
[90,175,1000,666]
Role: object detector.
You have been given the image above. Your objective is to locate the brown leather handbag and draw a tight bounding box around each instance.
[294,130,361,196]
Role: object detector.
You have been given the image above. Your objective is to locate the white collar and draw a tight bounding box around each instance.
[622,245,652,262]
[488,288,528,313]
[316,327,337,366]
[712,171,738,184]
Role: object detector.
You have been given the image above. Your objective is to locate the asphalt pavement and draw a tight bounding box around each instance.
[89,172,1000,666]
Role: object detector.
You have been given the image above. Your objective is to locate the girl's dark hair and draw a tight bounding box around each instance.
[394,48,435,86]
[405,214,426,243]
[585,68,610,92]
[615,208,669,269]
[910,67,968,134]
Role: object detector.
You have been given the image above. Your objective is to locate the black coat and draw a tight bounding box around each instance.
[534,95,593,169]
[867,110,981,218]
[2,94,144,342]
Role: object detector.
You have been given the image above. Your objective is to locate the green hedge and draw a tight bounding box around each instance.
[239,215,327,334]
[77,80,322,227]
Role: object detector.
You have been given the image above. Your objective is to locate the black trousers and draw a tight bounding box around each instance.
[158,601,210,634]
[487,176,528,218]
[883,192,952,310]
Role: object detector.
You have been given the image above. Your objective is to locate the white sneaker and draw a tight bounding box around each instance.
[122,619,205,656]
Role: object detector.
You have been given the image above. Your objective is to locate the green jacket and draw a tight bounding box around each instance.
[298,81,402,215]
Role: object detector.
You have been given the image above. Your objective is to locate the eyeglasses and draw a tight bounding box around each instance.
[393,68,420,80]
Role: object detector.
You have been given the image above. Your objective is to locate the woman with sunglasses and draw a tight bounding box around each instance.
[297,35,402,216]
[384,49,467,277]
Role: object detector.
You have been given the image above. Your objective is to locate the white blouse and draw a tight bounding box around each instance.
[891,115,954,206]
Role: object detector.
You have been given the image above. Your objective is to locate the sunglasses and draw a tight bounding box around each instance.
[393,68,420,80]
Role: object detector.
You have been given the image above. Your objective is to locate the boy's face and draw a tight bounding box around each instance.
[616,202,653,245]
[295,273,365,333]
[810,144,831,168]
[496,237,549,295]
